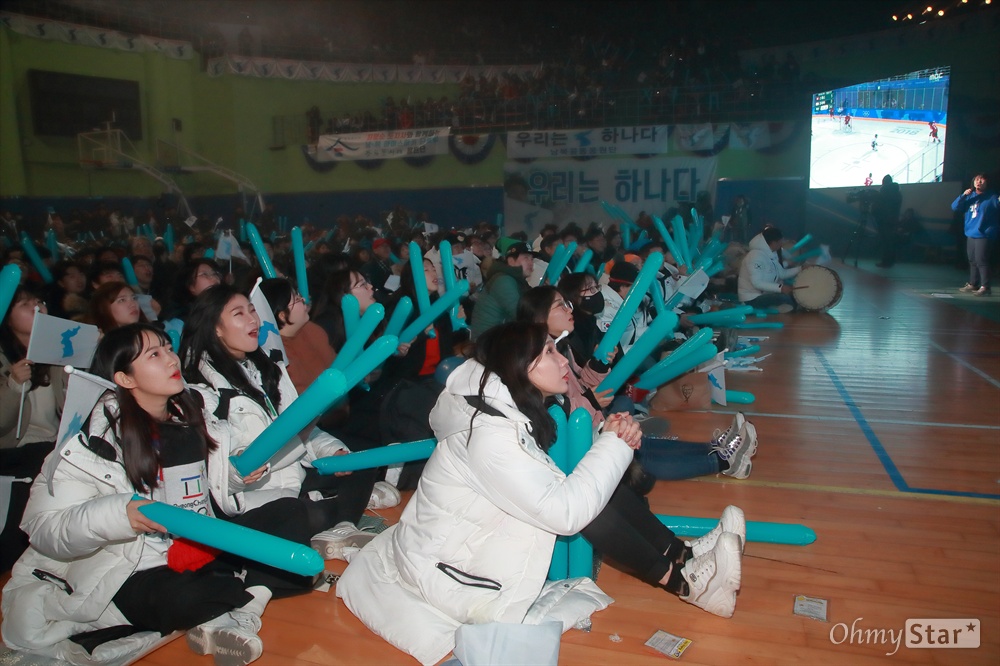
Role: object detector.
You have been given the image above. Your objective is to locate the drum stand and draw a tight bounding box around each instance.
[843,202,873,267]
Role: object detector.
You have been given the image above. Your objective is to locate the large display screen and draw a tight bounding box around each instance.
[29,69,142,139]
[809,67,949,188]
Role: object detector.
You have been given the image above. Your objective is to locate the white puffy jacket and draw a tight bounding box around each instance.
[737,232,801,301]
[3,398,175,662]
[338,359,632,665]
[194,357,348,515]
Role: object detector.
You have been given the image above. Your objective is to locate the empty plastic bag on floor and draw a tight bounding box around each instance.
[449,621,561,666]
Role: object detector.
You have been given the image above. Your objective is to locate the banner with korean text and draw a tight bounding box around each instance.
[312,128,450,162]
[506,126,671,159]
[502,156,717,237]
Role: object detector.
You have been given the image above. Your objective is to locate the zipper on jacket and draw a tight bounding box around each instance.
[435,562,502,591]
[32,569,73,594]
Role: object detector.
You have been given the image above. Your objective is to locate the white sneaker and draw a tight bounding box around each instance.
[686,506,746,558]
[368,480,401,510]
[187,611,263,666]
[679,532,742,618]
[311,521,377,561]
[712,420,757,480]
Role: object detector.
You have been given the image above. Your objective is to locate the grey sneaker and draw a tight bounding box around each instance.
[686,505,746,558]
[713,420,757,480]
[311,521,377,561]
[187,611,263,666]
[367,480,402,510]
[711,413,746,450]
[959,283,976,293]
[680,531,742,618]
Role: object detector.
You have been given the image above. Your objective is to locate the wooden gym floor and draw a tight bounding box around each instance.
[6,259,1000,665]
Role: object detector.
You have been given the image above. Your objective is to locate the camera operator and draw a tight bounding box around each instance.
[874,175,902,268]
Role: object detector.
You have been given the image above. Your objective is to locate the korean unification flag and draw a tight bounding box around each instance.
[43,368,117,491]
[215,231,249,263]
[249,279,288,365]
[708,364,727,406]
[26,311,100,368]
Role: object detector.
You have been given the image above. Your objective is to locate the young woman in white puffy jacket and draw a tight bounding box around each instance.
[1,324,314,666]
[180,284,377,561]
[338,322,747,666]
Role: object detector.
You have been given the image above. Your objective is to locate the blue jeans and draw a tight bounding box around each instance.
[636,436,721,481]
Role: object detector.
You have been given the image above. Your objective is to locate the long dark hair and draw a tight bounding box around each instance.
[557,273,593,311]
[516,286,560,326]
[0,286,50,390]
[91,323,216,492]
[180,284,282,412]
[90,281,148,333]
[258,277,294,331]
[474,322,556,450]
[308,268,353,351]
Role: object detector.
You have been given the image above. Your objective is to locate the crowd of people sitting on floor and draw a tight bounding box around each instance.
[0,201,805,665]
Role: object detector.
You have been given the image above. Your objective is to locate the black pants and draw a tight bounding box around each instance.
[112,497,315,637]
[968,237,994,288]
[580,483,685,586]
[1,441,55,572]
[299,466,377,532]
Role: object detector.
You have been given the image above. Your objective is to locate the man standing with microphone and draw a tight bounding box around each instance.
[953,173,999,296]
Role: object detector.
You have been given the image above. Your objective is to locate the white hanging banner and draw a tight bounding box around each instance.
[507,126,671,159]
[314,127,450,162]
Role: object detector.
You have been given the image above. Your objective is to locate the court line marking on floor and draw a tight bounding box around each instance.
[694,410,1000,431]
[688,477,1000,506]
[814,347,1000,501]
[929,340,1000,389]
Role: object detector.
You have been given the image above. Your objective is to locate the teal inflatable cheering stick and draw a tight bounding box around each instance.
[137,499,324,576]
[636,342,718,390]
[596,312,679,395]
[230,335,397,477]
[0,264,23,321]
[239,219,247,243]
[650,279,668,315]
[723,390,755,404]
[687,208,702,264]
[656,514,816,546]
[652,216,688,273]
[731,322,784,330]
[330,303,385,371]
[46,229,59,261]
[408,241,432,315]
[383,296,414,338]
[792,234,813,251]
[438,240,467,331]
[341,294,361,339]
[314,438,437,474]
[19,233,53,284]
[566,408,594,578]
[546,404,569,581]
[121,257,140,289]
[724,344,760,359]
[686,306,753,326]
[246,223,277,279]
[399,280,468,343]
[593,251,664,362]
[572,249,593,274]
[164,224,175,255]
[290,227,310,306]
[544,242,576,285]
[670,216,691,271]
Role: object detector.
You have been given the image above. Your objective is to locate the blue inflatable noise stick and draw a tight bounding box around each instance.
[313,438,437,474]
[341,294,361,340]
[546,404,569,581]
[137,499,323,576]
[19,233,53,284]
[384,296,414,339]
[331,303,385,372]
[291,227,310,305]
[724,390,756,404]
[792,234,813,251]
[724,344,760,359]
[0,264,22,322]
[164,224,175,254]
[656,514,816,546]
[652,216,688,273]
[399,280,468,343]
[408,241,432,314]
[596,312,679,394]
[545,242,576,285]
[438,240,467,331]
[340,335,398,391]
[573,249,594,274]
[46,229,59,261]
[594,252,664,362]
[731,322,784,329]
[671,215,691,270]
[636,342,718,390]
[246,223,277,279]
[566,408,594,578]
[121,258,140,289]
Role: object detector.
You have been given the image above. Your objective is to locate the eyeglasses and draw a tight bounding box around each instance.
[351,277,372,291]
[551,299,573,312]
[291,294,305,306]
[580,283,599,296]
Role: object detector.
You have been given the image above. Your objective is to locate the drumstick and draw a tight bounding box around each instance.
[792,285,810,290]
